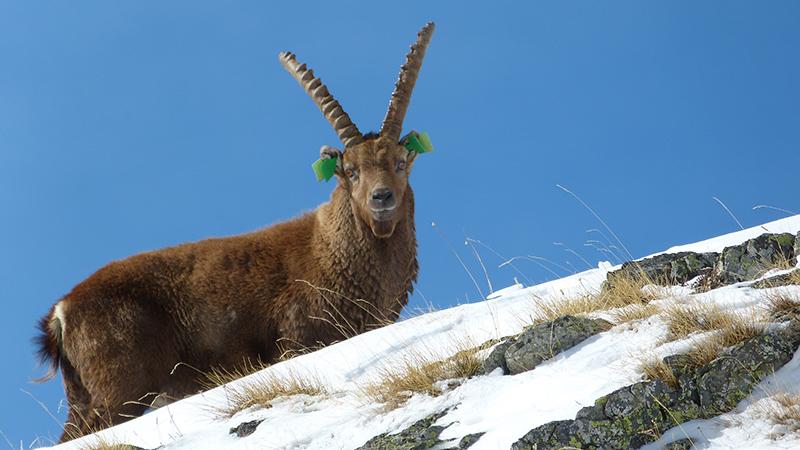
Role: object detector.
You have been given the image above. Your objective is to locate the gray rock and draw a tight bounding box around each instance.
[511,325,800,449]
[504,316,611,375]
[229,419,264,438]
[751,269,800,289]
[697,327,800,415]
[605,252,718,288]
[575,402,607,421]
[663,438,695,449]
[712,233,796,285]
[357,411,449,449]
[457,432,484,448]
[478,339,512,375]
[795,231,800,263]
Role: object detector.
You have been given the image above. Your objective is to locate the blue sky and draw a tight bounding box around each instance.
[2,1,799,445]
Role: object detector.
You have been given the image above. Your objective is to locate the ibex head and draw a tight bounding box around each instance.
[280,22,435,238]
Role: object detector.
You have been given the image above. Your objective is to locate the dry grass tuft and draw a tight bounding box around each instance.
[202,358,271,390]
[763,287,800,322]
[765,252,798,274]
[531,294,605,324]
[530,272,657,324]
[661,303,762,341]
[211,368,328,418]
[661,303,724,339]
[610,303,660,325]
[659,302,766,368]
[638,356,678,389]
[687,314,765,368]
[761,392,800,434]
[599,269,659,307]
[362,341,483,410]
[683,336,726,368]
[76,435,134,450]
[789,269,800,285]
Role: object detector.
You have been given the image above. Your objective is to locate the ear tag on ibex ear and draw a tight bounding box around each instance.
[311,156,338,182]
[403,131,434,154]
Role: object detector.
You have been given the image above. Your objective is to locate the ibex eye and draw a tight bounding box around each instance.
[396,160,407,171]
[345,168,358,180]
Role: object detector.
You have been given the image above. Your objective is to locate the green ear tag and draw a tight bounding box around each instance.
[311,157,337,182]
[404,131,434,153]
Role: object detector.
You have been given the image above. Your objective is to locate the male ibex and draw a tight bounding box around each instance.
[36,22,435,442]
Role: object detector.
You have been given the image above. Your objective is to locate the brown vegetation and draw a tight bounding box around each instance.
[761,392,800,435]
[763,286,800,322]
[211,369,328,419]
[362,340,483,410]
[638,356,678,389]
[531,271,657,324]
[639,303,767,386]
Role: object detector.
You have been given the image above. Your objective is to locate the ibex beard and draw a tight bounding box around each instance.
[36,22,435,442]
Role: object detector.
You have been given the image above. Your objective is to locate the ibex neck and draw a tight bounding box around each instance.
[315,185,418,319]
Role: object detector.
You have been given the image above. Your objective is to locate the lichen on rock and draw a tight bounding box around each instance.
[605,251,718,289]
[751,268,800,289]
[663,437,694,450]
[356,410,483,450]
[697,326,800,415]
[511,324,800,449]
[478,339,513,375]
[711,233,796,285]
[229,419,264,438]
[480,316,610,376]
[356,411,449,449]
[795,231,800,262]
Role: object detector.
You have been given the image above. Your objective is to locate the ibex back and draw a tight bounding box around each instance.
[36,22,435,442]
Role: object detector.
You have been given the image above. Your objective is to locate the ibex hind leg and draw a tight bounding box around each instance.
[59,358,92,442]
[59,357,149,443]
[59,296,173,441]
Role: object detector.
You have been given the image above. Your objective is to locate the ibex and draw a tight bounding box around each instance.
[36,22,435,442]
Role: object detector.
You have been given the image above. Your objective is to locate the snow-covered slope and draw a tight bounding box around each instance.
[43,215,800,450]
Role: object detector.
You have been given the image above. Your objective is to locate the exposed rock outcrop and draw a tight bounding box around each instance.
[605,252,718,288]
[479,339,513,375]
[604,232,800,291]
[751,269,800,289]
[456,433,485,448]
[663,438,694,450]
[356,411,483,449]
[356,411,449,449]
[229,419,264,438]
[795,232,800,261]
[480,316,611,376]
[511,324,800,449]
[711,233,796,285]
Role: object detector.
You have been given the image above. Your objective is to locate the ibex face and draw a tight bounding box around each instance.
[337,136,416,238]
[280,22,435,238]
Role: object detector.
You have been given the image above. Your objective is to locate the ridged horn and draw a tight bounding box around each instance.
[279,51,364,148]
[380,22,435,142]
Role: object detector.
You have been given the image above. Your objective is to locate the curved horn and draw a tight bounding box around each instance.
[279,52,364,148]
[380,22,435,142]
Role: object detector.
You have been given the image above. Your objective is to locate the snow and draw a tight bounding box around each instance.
[40,215,800,449]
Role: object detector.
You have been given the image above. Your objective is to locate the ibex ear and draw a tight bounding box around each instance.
[312,145,343,182]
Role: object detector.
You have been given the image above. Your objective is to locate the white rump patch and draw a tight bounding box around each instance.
[51,301,66,345]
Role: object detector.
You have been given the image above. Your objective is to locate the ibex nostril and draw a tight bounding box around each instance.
[372,189,394,203]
